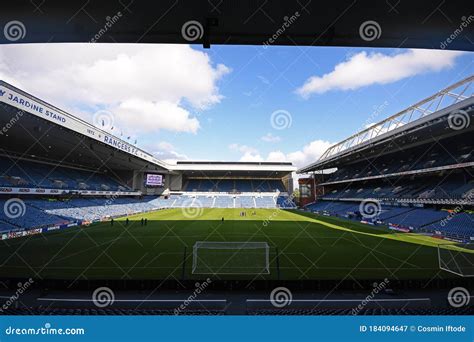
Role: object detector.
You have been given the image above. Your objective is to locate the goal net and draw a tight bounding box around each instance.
[192,241,270,275]
[438,243,474,277]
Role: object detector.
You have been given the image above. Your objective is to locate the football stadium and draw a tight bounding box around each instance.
[0,72,473,315]
[2,3,474,342]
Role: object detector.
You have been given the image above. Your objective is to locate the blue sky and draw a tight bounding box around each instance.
[150,45,472,165]
[0,44,472,168]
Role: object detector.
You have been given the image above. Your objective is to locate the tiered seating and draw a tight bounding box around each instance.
[240,196,255,208]
[195,196,214,207]
[0,157,130,191]
[305,200,473,240]
[147,197,176,208]
[185,179,201,191]
[0,199,67,231]
[0,307,225,315]
[305,201,357,215]
[269,180,286,191]
[423,212,474,240]
[183,179,286,193]
[323,174,473,203]
[376,206,412,220]
[254,196,276,208]
[0,190,296,233]
[235,180,253,192]
[248,306,474,315]
[216,179,234,192]
[277,196,296,208]
[382,208,447,228]
[325,139,473,183]
[2,305,474,316]
[37,197,166,222]
[170,196,185,207]
[234,196,242,208]
[213,195,234,208]
[0,220,18,232]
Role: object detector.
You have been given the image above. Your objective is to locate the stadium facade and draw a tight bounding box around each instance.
[0,80,296,239]
[298,76,474,243]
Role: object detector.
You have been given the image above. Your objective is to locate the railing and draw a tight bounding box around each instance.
[317,75,473,163]
[321,196,473,206]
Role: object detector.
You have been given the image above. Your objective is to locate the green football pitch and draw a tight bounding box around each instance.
[0,208,469,281]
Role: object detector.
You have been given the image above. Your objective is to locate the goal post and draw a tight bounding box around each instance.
[192,241,270,275]
[438,243,474,277]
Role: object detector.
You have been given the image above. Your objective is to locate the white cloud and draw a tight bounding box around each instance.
[229,143,259,155]
[230,140,334,191]
[144,141,188,164]
[229,143,263,162]
[239,152,264,162]
[0,43,230,133]
[230,139,333,169]
[266,151,287,161]
[296,49,464,97]
[114,99,200,134]
[261,133,281,143]
[286,139,333,167]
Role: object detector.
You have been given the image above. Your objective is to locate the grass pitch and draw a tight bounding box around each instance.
[0,208,466,281]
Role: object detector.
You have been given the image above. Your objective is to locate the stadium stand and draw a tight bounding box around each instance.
[0,193,297,233]
[183,178,286,192]
[0,307,226,315]
[0,198,69,231]
[1,306,473,316]
[422,212,474,240]
[0,156,131,191]
[299,77,474,242]
[0,79,297,236]
[324,138,473,184]
[247,307,474,316]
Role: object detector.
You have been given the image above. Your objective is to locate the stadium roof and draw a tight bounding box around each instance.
[1,0,472,51]
[0,80,172,171]
[298,75,474,173]
[172,161,296,177]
